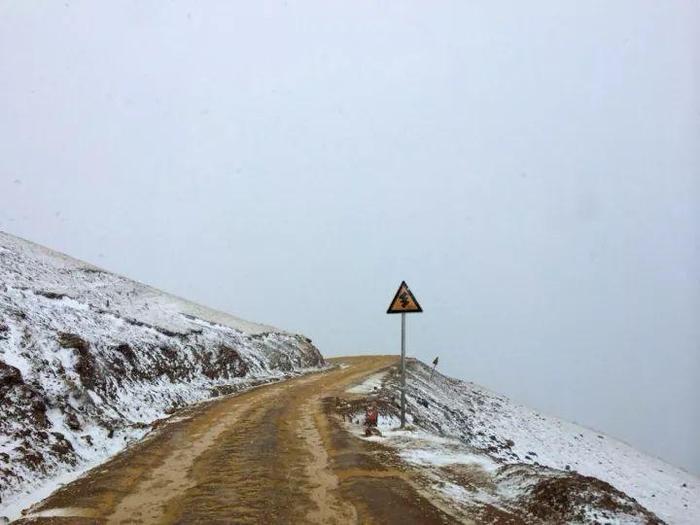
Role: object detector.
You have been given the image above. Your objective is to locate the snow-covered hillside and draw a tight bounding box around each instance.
[343,360,698,524]
[0,231,324,518]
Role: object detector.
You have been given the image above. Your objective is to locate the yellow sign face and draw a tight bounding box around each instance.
[387,281,423,314]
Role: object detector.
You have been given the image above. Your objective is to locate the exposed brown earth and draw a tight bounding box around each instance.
[15,356,456,525]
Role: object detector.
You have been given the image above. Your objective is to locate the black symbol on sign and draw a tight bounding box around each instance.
[399,291,410,308]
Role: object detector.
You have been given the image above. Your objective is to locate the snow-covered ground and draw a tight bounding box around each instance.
[346,371,386,394]
[0,231,325,520]
[344,362,698,524]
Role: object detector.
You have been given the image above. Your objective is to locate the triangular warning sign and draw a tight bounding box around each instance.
[387,281,423,314]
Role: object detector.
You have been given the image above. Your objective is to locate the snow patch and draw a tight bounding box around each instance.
[346,371,387,394]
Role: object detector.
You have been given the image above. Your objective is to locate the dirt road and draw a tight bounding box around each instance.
[16,356,455,524]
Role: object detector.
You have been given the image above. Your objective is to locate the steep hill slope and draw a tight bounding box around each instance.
[341,360,699,524]
[0,232,324,516]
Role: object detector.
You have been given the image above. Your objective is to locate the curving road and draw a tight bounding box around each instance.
[16,356,456,525]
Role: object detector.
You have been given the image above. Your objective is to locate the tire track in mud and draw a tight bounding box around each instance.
[301,398,357,524]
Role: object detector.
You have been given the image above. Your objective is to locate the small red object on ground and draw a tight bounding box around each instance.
[364,403,379,427]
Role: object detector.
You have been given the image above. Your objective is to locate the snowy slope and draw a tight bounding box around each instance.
[343,360,698,524]
[0,231,324,518]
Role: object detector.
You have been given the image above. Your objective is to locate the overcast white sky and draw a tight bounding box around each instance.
[1,1,698,474]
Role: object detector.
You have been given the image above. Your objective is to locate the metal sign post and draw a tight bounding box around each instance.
[430,356,439,381]
[400,312,406,426]
[387,281,423,429]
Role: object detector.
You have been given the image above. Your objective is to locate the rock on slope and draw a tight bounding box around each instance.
[0,231,324,516]
[341,360,698,524]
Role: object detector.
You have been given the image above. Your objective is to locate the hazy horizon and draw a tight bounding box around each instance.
[1,1,698,474]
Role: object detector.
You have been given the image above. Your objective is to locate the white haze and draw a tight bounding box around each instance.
[1,1,698,474]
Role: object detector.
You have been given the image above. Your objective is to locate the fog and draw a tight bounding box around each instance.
[1,1,698,474]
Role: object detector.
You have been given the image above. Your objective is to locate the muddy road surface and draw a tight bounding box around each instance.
[16,356,457,525]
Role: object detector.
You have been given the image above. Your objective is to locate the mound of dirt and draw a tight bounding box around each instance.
[516,467,663,524]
